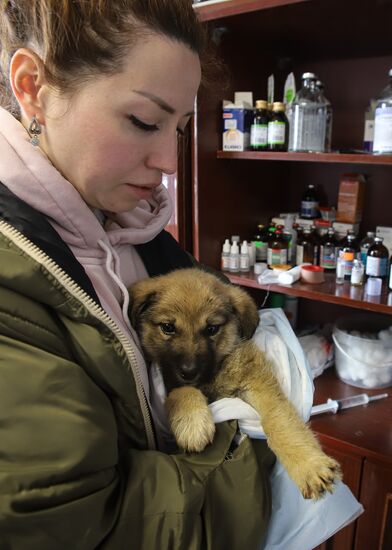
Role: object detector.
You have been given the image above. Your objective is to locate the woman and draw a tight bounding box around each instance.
[0,1,274,548]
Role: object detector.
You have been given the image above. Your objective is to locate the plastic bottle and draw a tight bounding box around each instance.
[300,184,319,219]
[267,102,289,151]
[350,259,365,286]
[366,236,389,279]
[373,68,392,154]
[250,100,269,150]
[360,231,375,267]
[289,72,327,152]
[221,238,231,270]
[336,251,344,284]
[319,227,337,271]
[229,241,240,272]
[316,80,333,152]
[240,240,250,272]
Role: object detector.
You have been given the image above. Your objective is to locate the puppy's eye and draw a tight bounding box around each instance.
[205,325,220,337]
[160,323,176,335]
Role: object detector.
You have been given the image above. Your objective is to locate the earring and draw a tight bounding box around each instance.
[28,115,42,146]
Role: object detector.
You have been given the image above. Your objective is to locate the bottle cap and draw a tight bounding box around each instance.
[240,241,249,254]
[272,101,285,112]
[255,100,268,109]
[230,241,239,253]
[302,72,317,80]
[223,239,231,253]
[366,277,382,296]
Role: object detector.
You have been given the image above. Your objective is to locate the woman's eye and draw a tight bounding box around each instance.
[160,323,176,335]
[205,325,220,337]
[129,115,159,132]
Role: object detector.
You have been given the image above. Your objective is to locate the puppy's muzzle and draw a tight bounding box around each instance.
[177,364,199,384]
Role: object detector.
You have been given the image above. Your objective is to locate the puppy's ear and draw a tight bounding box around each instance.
[226,284,260,339]
[128,279,158,329]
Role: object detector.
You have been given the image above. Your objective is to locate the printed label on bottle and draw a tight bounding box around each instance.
[250,124,268,147]
[267,248,288,266]
[373,107,392,153]
[222,255,230,270]
[366,256,388,277]
[350,265,364,285]
[301,200,319,218]
[296,245,304,265]
[254,241,267,261]
[320,245,336,269]
[364,119,374,143]
[268,122,286,145]
[229,255,239,271]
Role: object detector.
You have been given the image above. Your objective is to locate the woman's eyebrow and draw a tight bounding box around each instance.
[133,89,194,117]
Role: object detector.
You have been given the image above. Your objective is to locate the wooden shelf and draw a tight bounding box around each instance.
[194,0,307,22]
[225,271,392,315]
[217,151,392,165]
[311,368,392,465]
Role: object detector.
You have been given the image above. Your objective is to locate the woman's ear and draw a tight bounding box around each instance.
[9,48,47,124]
[226,284,260,339]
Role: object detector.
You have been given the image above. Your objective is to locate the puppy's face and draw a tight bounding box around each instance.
[129,268,259,392]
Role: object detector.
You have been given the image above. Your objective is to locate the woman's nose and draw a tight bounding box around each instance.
[146,133,178,175]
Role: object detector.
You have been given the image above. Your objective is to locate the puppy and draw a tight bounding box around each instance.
[129,267,341,499]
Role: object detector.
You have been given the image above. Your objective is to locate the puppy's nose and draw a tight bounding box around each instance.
[178,364,198,382]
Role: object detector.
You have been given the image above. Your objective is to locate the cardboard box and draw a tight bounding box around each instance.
[333,221,360,239]
[222,92,253,152]
[336,174,365,223]
[376,226,392,255]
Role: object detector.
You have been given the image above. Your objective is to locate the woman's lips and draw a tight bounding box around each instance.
[126,183,159,200]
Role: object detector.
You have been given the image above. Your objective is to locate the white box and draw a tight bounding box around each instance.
[222,93,253,152]
[332,221,360,239]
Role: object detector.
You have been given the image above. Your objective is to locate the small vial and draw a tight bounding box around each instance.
[336,251,344,284]
[350,259,364,286]
[240,240,250,272]
[229,241,240,272]
[221,238,231,271]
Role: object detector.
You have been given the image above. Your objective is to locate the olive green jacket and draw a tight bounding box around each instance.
[0,185,274,550]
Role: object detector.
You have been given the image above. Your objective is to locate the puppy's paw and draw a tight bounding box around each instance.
[166,387,215,453]
[291,453,342,500]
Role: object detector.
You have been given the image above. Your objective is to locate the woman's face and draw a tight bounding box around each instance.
[38,34,201,212]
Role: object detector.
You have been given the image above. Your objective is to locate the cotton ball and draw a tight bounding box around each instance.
[377,370,392,385]
[379,329,392,342]
[363,375,381,388]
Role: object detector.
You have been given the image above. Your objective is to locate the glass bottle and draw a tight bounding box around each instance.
[363,100,377,153]
[319,228,337,271]
[338,231,360,258]
[360,231,375,267]
[252,224,268,262]
[221,238,231,270]
[336,251,345,285]
[250,100,269,150]
[296,227,316,265]
[389,254,392,290]
[366,236,389,279]
[267,230,288,267]
[300,184,319,219]
[316,80,333,152]
[289,72,327,152]
[373,68,392,154]
[267,102,289,151]
[350,259,365,286]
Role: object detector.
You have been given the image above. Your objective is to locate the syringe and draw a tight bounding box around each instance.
[311,392,389,416]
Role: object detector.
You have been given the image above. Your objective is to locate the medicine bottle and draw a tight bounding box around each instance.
[319,228,337,271]
[366,236,389,279]
[267,230,288,267]
[221,238,231,270]
[229,241,240,272]
[252,223,268,262]
[250,100,269,150]
[240,240,250,272]
[267,102,288,151]
[300,184,319,219]
[360,231,375,267]
[350,259,365,286]
[296,227,316,265]
[389,254,392,290]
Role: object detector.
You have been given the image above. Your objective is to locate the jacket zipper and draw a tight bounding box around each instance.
[0,220,156,450]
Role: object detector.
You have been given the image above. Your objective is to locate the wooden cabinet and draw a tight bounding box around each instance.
[191,1,392,548]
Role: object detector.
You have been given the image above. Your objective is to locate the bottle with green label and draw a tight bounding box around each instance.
[250,100,269,150]
[268,102,288,151]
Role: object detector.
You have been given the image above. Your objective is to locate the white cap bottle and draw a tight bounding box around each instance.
[229,241,240,272]
[221,238,231,271]
[240,240,250,272]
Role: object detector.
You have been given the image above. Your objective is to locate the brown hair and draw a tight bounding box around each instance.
[0,0,218,116]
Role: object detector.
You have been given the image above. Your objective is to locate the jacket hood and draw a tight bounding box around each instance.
[0,107,172,254]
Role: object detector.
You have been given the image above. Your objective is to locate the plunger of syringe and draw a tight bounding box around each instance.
[311,393,389,416]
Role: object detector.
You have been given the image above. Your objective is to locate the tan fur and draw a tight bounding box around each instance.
[129,268,341,500]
